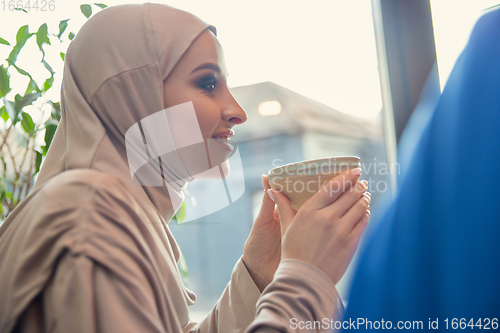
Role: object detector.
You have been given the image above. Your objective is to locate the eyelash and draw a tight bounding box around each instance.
[198,75,219,93]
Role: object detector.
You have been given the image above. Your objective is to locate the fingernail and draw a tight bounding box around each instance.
[361,180,368,187]
[267,189,275,202]
[365,191,371,197]
[261,174,266,189]
[353,168,362,176]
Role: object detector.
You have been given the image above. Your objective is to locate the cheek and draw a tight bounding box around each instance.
[163,83,192,108]
[163,88,181,109]
[163,83,221,139]
[192,99,221,139]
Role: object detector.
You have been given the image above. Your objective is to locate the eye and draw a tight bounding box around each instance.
[198,75,218,93]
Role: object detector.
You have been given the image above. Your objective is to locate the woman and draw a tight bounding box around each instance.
[0,3,371,332]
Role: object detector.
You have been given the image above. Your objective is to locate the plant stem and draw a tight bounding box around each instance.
[0,123,13,152]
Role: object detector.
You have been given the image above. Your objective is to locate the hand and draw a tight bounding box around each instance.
[270,168,371,285]
[242,175,282,292]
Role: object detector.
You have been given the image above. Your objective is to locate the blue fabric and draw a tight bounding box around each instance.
[397,62,441,181]
[344,9,500,331]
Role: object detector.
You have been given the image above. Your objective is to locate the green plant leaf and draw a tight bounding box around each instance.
[42,60,54,75]
[0,183,5,202]
[7,49,18,67]
[7,25,33,66]
[0,175,8,203]
[68,32,75,40]
[14,8,28,13]
[13,65,42,100]
[36,23,51,58]
[35,150,43,173]
[60,52,65,61]
[36,23,51,47]
[12,64,31,77]
[0,65,11,98]
[173,201,186,224]
[49,101,61,121]
[0,106,8,122]
[16,25,32,44]
[25,78,41,95]
[57,19,70,39]
[20,112,35,134]
[0,37,10,46]
[80,4,92,18]
[44,118,58,149]
[14,92,42,113]
[94,3,107,9]
[2,97,18,124]
[43,76,54,91]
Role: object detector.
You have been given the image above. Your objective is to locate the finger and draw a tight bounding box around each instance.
[273,206,280,222]
[254,175,275,226]
[340,192,371,228]
[262,174,271,190]
[305,167,362,210]
[351,209,371,239]
[268,189,296,234]
[326,180,368,217]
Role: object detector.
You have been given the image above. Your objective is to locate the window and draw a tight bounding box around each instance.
[168,0,390,321]
[430,0,500,89]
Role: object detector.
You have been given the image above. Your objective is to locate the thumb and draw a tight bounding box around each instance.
[268,189,296,234]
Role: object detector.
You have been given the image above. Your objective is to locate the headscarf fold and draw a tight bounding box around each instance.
[33,2,216,221]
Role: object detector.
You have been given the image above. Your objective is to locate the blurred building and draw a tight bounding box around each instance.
[170,81,389,319]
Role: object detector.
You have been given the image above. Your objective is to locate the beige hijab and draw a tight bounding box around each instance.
[33,2,216,220]
[0,3,219,331]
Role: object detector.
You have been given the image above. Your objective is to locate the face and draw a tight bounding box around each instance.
[163,29,247,179]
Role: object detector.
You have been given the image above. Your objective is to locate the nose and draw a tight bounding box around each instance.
[222,90,247,125]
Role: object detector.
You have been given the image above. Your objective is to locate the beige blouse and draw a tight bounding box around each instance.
[0,169,343,333]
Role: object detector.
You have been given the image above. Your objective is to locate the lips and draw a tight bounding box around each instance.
[210,129,235,152]
[211,129,234,140]
[212,136,231,144]
[211,137,234,152]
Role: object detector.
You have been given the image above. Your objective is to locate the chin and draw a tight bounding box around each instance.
[192,159,230,180]
[188,138,232,180]
[219,159,230,179]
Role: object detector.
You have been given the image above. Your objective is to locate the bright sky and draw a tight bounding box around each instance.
[0,0,498,119]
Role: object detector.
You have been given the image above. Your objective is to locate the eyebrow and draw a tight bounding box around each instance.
[191,62,229,77]
[191,63,222,74]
